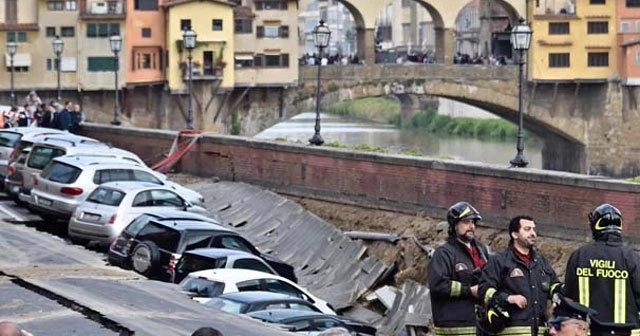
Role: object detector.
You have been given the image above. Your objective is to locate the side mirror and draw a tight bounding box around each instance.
[183,201,193,211]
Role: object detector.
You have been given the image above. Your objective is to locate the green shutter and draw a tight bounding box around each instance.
[6,32,14,42]
[17,32,26,42]
[110,24,120,36]
[88,57,116,72]
[87,24,97,37]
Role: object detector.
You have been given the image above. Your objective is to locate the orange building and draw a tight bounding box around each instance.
[124,0,166,86]
[618,0,640,85]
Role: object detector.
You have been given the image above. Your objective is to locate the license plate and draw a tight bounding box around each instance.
[38,198,52,206]
[82,213,101,222]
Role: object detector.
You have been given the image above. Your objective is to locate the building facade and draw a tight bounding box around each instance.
[125,0,165,87]
[529,0,617,81]
[234,0,298,87]
[617,0,640,85]
[299,0,356,57]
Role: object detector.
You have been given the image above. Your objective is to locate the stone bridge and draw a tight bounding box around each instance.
[294,64,635,177]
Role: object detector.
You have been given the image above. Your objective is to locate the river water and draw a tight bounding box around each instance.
[254,112,543,169]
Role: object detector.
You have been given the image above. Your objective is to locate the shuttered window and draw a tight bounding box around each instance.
[549,53,570,67]
[88,56,117,71]
[588,52,609,67]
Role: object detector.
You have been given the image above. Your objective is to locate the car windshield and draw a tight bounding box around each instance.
[180,276,225,298]
[0,132,21,148]
[205,298,247,314]
[27,146,66,169]
[87,187,126,206]
[123,214,154,236]
[177,230,216,253]
[41,162,82,184]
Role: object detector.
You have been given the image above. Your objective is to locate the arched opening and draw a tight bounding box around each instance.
[298,0,364,64]
[372,1,436,64]
[453,0,520,63]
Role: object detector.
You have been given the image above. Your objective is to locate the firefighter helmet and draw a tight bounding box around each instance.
[477,300,510,335]
[446,201,482,234]
[588,203,622,237]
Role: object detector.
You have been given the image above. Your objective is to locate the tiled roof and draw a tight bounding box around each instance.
[163,0,234,8]
[234,6,255,19]
[0,23,39,31]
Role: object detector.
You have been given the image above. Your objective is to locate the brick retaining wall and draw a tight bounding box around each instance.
[81,123,640,242]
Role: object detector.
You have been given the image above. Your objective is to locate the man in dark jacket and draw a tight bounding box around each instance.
[478,215,562,336]
[427,201,489,336]
[563,204,640,336]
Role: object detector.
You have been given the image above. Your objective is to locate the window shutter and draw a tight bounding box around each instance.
[256,1,263,10]
[280,25,289,38]
[254,54,263,67]
[257,26,264,38]
[281,53,289,67]
[281,1,288,10]
[131,51,136,71]
[159,48,164,70]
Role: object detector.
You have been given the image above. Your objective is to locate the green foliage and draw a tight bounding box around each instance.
[352,144,388,153]
[406,108,524,141]
[626,176,640,183]
[230,109,241,135]
[400,148,422,156]
[324,97,400,124]
[325,141,347,148]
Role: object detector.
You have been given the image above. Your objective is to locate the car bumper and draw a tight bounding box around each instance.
[4,179,21,197]
[68,218,118,245]
[29,192,77,219]
[107,250,129,268]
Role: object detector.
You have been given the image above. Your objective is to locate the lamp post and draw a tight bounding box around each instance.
[309,20,331,146]
[109,34,122,125]
[182,27,197,130]
[52,35,64,102]
[6,41,16,106]
[509,18,532,168]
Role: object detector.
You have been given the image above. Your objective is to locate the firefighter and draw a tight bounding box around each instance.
[562,204,640,336]
[427,201,489,336]
[478,215,562,336]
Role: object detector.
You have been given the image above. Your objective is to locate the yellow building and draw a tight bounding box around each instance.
[529,0,617,81]
[164,0,235,92]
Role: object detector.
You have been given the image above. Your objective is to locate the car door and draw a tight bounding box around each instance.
[120,189,186,226]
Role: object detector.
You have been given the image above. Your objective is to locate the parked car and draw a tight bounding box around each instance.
[4,146,32,204]
[68,181,208,246]
[173,248,278,284]
[204,291,323,315]
[0,127,64,188]
[179,269,334,315]
[18,134,111,202]
[248,309,377,335]
[29,155,203,221]
[108,214,297,283]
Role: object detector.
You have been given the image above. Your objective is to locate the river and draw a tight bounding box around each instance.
[254,112,543,169]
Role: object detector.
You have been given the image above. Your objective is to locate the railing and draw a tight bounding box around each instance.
[534,0,576,16]
[80,0,125,19]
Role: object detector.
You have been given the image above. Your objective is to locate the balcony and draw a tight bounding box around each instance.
[80,0,125,20]
[534,0,577,18]
[180,61,224,81]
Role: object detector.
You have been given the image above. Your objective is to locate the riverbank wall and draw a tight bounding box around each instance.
[81,123,640,243]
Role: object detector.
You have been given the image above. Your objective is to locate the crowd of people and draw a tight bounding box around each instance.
[299,53,362,66]
[2,91,83,132]
[429,201,639,336]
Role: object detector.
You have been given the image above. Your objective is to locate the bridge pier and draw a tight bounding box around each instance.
[356,27,376,65]
[434,27,455,65]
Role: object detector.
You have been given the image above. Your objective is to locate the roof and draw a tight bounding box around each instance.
[52,155,141,168]
[248,309,326,322]
[234,6,255,19]
[32,134,106,147]
[153,218,232,232]
[1,127,63,137]
[188,268,284,283]
[162,0,235,8]
[184,248,255,258]
[144,209,220,223]
[218,291,305,303]
[99,181,161,191]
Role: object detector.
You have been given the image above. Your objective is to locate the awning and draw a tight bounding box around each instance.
[234,55,254,60]
[5,53,31,67]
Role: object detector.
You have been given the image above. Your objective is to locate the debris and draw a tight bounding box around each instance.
[344,231,401,243]
[374,285,398,310]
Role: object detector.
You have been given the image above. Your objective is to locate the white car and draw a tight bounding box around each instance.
[68,181,209,245]
[179,269,336,315]
[0,127,64,183]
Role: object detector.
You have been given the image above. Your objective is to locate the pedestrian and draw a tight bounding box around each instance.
[23,90,41,115]
[546,295,596,336]
[562,204,640,336]
[39,103,53,128]
[54,100,72,131]
[69,103,83,134]
[191,327,223,336]
[478,215,562,336]
[427,201,488,336]
[0,321,33,336]
[317,327,350,335]
[17,104,29,127]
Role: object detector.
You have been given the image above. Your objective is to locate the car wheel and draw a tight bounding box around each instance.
[131,241,161,277]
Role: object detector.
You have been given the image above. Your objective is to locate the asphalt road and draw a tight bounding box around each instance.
[0,198,292,336]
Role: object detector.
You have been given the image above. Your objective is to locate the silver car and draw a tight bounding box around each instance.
[68,181,208,245]
[29,155,203,221]
[0,127,64,184]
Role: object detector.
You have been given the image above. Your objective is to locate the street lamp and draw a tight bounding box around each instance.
[109,34,122,126]
[309,20,331,146]
[52,35,64,102]
[6,41,16,106]
[509,18,532,168]
[182,27,197,130]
